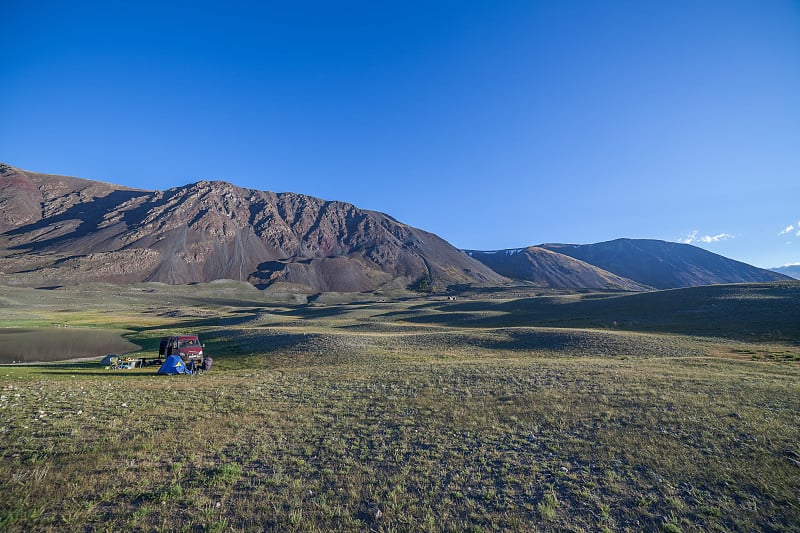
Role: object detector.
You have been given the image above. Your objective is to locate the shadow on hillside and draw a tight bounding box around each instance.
[6,190,152,252]
[272,305,355,320]
[129,311,260,333]
[385,283,800,343]
[202,330,315,351]
[184,295,279,308]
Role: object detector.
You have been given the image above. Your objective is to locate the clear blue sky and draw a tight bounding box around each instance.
[2,1,799,268]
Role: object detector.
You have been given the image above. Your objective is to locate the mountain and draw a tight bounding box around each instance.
[2,164,789,293]
[0,164,505,292]
[464,247,649,291]
[771,265,800,280]
[540,239,790,289]
[467,239,790,290]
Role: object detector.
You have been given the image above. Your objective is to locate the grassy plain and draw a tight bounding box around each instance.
[1,281,799,531]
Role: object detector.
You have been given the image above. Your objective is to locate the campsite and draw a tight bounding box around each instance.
[1,281,798,531]
[3,1,799,530]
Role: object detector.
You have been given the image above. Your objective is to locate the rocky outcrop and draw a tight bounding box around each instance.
[0,165,506,292]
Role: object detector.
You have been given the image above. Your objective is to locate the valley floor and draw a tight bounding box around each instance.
[1,282,799,531]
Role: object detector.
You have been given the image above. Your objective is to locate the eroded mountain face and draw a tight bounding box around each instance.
[0,164,505,292]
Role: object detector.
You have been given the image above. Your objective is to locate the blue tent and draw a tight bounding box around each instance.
[157,355,186,375]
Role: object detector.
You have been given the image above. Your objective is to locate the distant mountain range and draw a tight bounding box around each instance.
[0,163,793,292]
[464,247,650,291]
[540,239,789,289]
[466,240,788,290]
[770,265,800,280]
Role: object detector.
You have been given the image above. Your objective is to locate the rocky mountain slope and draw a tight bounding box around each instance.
[0,164,505,292]
[2,164,789,293]
[540,239,790,289]
[465,247,649,291]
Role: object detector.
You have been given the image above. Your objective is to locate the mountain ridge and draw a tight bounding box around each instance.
[1,164,790,292]
[464,247,650,291]
[538,239,789,289]
[770,265,800,280]
[0,164,505,292]
[468,240,789,290]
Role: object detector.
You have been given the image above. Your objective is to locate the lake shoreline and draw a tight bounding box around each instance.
[0,327,140,364]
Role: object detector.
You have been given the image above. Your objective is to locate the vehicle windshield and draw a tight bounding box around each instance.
[179,339,199,347]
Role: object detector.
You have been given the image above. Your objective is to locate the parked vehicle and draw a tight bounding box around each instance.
[158,335,204,362]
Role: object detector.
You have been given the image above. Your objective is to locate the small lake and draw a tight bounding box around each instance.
[0,328,140,364]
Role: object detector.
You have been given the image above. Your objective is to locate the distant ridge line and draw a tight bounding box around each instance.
[0,163,790,292]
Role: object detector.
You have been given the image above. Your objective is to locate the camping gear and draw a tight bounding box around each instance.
[101,354,120,366]
[157,355,187,374]
[117,358,137,369]
[103,354,142,370]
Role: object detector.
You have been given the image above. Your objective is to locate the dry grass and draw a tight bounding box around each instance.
[1,282,799,531]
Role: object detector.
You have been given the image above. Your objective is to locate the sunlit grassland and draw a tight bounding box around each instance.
[1,282,799,531]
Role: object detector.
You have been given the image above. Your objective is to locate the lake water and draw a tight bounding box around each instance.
[0,328,140,364]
